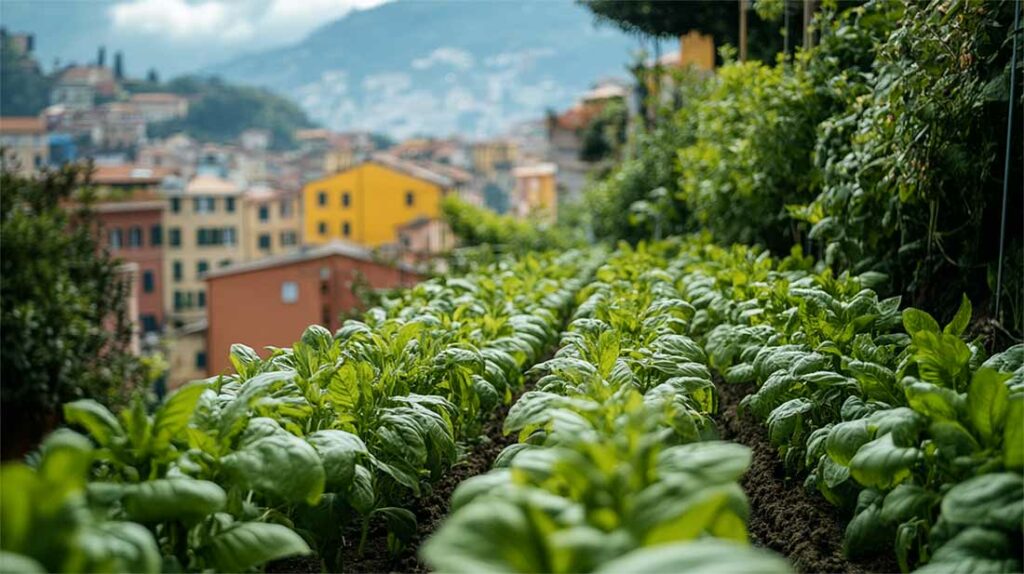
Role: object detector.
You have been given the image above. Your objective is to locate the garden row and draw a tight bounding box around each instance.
[420,236,1023,574]
[664,236,1023,572]
[0,250,598,573]
[421,243,791,573]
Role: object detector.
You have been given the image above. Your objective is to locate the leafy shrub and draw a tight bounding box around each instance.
[0,162,143,456]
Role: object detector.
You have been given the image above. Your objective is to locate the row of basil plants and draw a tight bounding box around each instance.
[666,236,1023,573]
[421,242,792,573]
[0,250,599,573]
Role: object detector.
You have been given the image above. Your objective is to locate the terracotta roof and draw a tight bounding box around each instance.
[129,92,186,103]
[553,105,597,131]
[0,116,45,134]
[369,154,454,188]
[92,165,172,185]
[205,240,418,280]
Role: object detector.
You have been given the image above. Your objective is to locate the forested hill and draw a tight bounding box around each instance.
[138,76,314,150]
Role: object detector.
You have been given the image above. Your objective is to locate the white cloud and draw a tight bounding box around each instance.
[110,0,389,47]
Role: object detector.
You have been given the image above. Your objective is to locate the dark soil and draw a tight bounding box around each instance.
[717,381,901,574]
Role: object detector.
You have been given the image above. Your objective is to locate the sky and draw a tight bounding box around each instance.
[1,0,391,77]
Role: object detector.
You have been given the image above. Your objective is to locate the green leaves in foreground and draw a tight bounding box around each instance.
[205,521,311,573]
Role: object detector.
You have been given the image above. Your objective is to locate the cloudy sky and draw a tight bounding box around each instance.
[2,0,391,77]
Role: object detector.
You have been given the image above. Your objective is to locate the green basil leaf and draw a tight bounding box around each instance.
[207,521,311,572]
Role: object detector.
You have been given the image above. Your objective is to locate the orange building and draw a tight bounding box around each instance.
[204,241,420,375]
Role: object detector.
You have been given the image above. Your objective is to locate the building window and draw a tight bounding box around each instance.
[140,314,158,333]
[405,190,414,207]
[197,290,206,308]
[342,192,351,207]
[169,227,181,247]
[225,197,236,212]
[150,224,162,246]
[280,200,293,218]
[219,259,232,268]
[173,290,186,310]
[142,270,155,293]
[258,234,271,250]
[318,191,327,206]
[318,221,327,235]
[195,351,207,370]
[194,196,215,214]
[170,198,181,213]
[342,221,351,237]
[173,260,183,281]
[280,231,297,246]
[108,228,123,250]
[258,205,269,222]
[196,260,208,276]
[197,227,237,247]
[128,226,143,248]
[281,281,299,304]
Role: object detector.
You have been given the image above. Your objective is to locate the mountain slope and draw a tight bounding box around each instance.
[205,1,643,138]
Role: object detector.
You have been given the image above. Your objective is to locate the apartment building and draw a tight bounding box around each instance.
[302,155,452,248]
[0,117,48,175]
[163,175,245,326]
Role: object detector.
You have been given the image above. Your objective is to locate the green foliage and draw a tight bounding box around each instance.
[799,0,1021,326]
[441,195,579,253]
[677,59,826,252]
[586,0,1022,335]
[579,98,628,163]
[149,76,314,149]
[669,234,1023,571]
[422,242,787,573]
[0,163,143,455]
[13,249,597,572]
[580,0,786,63]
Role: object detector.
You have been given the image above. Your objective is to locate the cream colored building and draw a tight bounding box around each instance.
[166,320,207,389]
[163,176,245,326]
[241,186,301,260]
[0,117,48,176]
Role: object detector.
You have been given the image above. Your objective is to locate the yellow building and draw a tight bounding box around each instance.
[511,163,558,221]
[302,155,452,247]
[471,140,517,176]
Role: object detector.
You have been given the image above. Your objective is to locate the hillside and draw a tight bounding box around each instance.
[204,0,644,138]
[141,77,314,149]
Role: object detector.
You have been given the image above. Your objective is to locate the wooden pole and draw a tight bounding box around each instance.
[739,0,749,62]
[803,0,814,51]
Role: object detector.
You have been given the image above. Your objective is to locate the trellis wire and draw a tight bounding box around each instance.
[996,0,1022,321]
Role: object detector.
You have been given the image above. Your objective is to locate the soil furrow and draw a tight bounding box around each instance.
[716,381,900,574]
